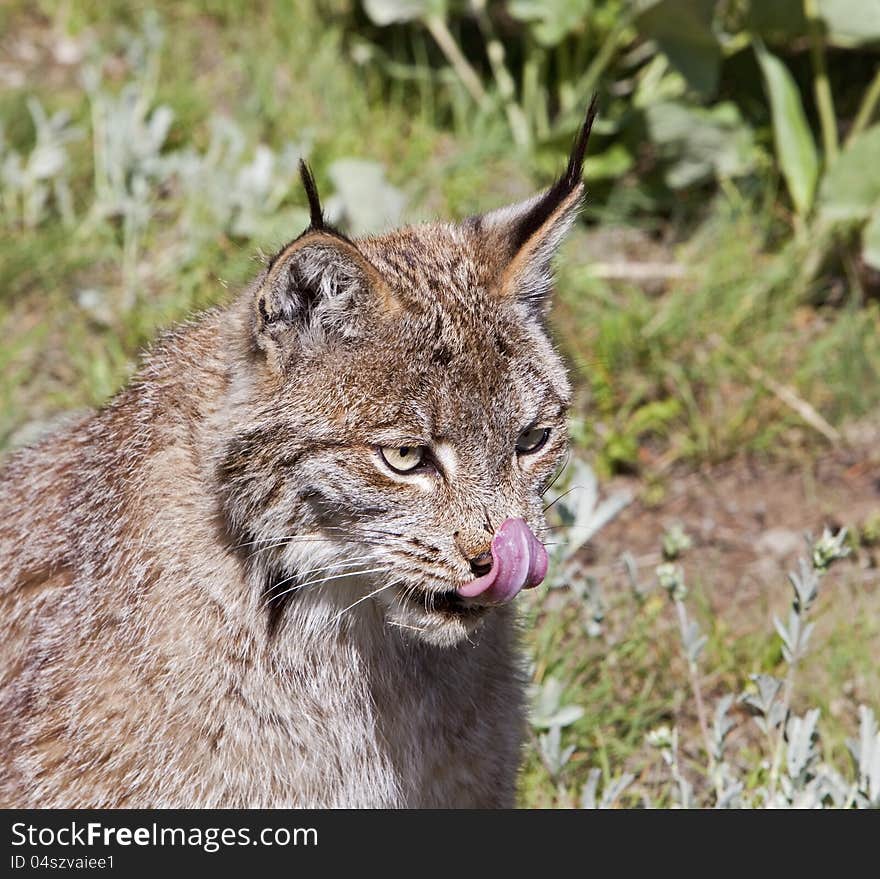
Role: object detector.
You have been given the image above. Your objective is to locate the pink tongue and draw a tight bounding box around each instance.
[457,518,548,605]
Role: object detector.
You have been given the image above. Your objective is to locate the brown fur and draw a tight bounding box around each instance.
[0,104,596,807]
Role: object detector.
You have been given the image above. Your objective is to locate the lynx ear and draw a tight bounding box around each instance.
[479,95,598,307]
[253,162,389,366]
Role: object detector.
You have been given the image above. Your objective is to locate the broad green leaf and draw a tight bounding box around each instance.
[745,0,880,47]
[744,0,808,42]
[635,0,721,97]
[754,41,819,217]
[645,100,758,189]
[817,0,880,46]
[863,208,880,271]
[508,0,591,47]
[362,0,444,26]
[325,158,406,235]
[819,124,880,221]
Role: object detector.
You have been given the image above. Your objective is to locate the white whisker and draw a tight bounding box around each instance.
[263,555,381,599]
[264,565,392,607]
[284,554,380,583]
[239,532,389,558]
[386,619,428,635]
[542,483,587,514]
[320,525,402,539]
[237,535,337,550]
[320,579,402,634]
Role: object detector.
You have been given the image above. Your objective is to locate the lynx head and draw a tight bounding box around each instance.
[219,99,597,647]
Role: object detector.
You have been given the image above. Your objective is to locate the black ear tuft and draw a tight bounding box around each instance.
[561,93,600,195]
[510,94,598,253]
[299,160,325,230]
[295,159,352,245]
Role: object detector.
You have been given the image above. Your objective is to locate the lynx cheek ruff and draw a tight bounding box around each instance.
[456,517,548,604]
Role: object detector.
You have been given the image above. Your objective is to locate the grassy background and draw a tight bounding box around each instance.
[2,0,879,806]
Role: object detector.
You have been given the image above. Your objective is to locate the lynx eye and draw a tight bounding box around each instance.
[516,427,550,454]
[379,445,426,474]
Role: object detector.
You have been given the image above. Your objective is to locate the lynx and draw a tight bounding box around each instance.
[0,100,597,808]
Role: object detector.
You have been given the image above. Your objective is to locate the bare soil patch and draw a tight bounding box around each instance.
[586,436,880,627]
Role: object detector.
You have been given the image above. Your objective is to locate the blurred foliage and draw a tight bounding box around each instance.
[351,0,880,265]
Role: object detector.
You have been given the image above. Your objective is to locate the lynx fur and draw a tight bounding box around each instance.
[0,101,597,808]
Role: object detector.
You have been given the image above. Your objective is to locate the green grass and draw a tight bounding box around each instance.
[554,201,880,474]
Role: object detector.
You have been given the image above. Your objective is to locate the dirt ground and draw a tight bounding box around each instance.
[582,432,880,628]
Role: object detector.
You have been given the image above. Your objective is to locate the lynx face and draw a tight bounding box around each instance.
[218,105,596,647]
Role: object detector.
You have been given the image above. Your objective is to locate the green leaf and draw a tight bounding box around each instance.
[817,0,880,46]
[744,0,808,42]
[745,0,880,48]
[818,124,880,221]
[754,40,819,217]
[324,158,406,235]
[645,100,758,189]
[584,143,633,179]
[635,0,721,97]
[626,397,683,435]
[362,0,445,26]
[863,208,880,271]
[508,0,591,47]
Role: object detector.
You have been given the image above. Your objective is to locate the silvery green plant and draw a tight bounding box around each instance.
[811,526,851,572]
[545,458,633,564]
[653,547,715,801]
[79,15,172,307]
[79,14,310,251]
[81,12,170,223]
[848,706,880,808]
[528,675,584,795]
[647,725,694,808]
[62,14,402,314]
[578,575,605,639]
[170,117,310,255]
[542,457,631,638]
[648,523,877,809]
[83,75,173,221]
[536,725,576,784]
[709,695,743,808]
[662,521,692,561]
[0,98,81,230]
[755,529,849,806]
[529,675,585,731]
[579,768,634,810]
[324,157,407,235]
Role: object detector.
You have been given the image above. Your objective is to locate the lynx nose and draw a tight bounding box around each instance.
[469,551,493,578]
